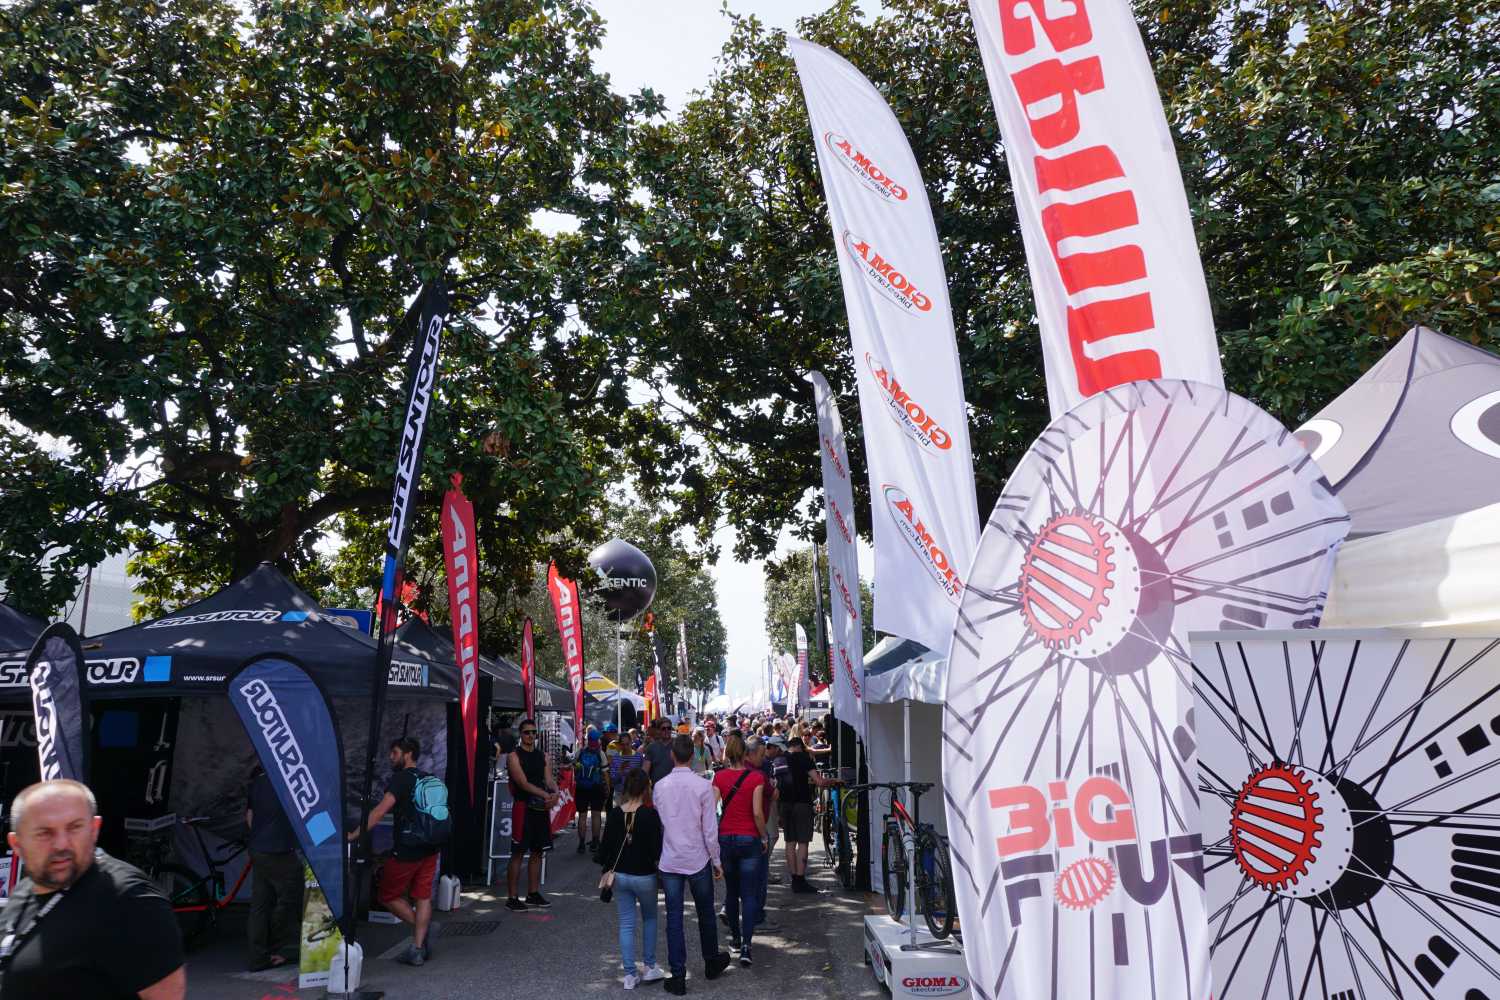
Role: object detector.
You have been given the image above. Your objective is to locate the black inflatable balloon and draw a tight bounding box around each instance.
[587,539,657,621]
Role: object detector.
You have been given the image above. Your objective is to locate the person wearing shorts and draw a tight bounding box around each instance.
[781,737,835,894]
[349,737,439,965]
[506,719,558,911]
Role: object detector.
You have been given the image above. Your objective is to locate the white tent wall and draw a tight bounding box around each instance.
[1322,499,1500,632]
[863,697,948,893]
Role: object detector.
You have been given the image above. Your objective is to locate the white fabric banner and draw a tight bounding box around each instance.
[941,381,1349,1000]
[966,0,1222,417]
[810,371,867,742]
[794,623,812,712]
[791,39,981,654]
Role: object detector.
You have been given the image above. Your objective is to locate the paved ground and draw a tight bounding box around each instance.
[186,831,889,999]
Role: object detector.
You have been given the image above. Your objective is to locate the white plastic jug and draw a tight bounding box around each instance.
[327,941,363,994]
[436,874,462,911]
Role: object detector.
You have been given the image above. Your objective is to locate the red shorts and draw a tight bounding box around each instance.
[378,852,438,904]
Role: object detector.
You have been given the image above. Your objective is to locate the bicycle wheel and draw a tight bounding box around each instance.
[821,797,837,870]
[881,822,907,920]
[153,863,213,947]
[917,832,958,940]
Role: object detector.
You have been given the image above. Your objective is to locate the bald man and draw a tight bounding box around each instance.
[0,780,185,999]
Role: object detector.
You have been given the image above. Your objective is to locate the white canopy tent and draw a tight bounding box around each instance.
[861,636,950,896]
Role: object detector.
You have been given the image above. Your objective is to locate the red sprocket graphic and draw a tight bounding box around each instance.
[1055,856,1116,911]
[1019,513,1115,650]
[1230,764,1324,892]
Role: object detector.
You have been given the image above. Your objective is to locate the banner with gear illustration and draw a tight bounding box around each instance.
[941,381,1350,1000]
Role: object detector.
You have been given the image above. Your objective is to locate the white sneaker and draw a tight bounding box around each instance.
[623,973,640,990]
[640,965,667,983]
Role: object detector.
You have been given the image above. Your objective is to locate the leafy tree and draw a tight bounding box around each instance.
[763,545,874,675]
[615,0,1500,558]
[0,0,660,616]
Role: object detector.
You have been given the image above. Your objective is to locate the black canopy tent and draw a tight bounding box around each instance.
[391,618,577,714]
[0,564,462,871]
[0,601,42,653]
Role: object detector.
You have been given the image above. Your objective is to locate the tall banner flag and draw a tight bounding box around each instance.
[810,371,866,742]
[941,381,1349,1000]
[966,0,1222,417]
[547,561,586,735]
[791,39,981,654]
[651,637,667,718]
[229,655,347,932]
[441,473,481,805]
[361,281,447,848]
[794,623,812,712]
[520,616,536,721]
[676,622,689,698]
[642,673,659,726]
[24,623,87,782]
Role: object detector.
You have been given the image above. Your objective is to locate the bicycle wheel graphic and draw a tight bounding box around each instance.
[942,380,1350,1000]
[1195,633,1500,998]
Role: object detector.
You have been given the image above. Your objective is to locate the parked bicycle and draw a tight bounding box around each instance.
[133,815,253,948]
[856,781,959,941]
[817,768,859,890]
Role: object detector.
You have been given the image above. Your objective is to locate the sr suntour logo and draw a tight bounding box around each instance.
[822,434,847,481]
[841,231,933,313]
[85,658,141,685]
[31,660,64,780]
[389,660,428,688]
[146,609,283,629]
[865,353,953,453]
[386,307,444,556]
[900,975,966,997]
[823,132,909,202]
[0,660,28,688]
[237,678,319,817]
[883,485,962,600]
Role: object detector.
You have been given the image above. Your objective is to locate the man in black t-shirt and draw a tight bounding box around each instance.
[781,738,836,894]
[347,737,439,966]
[0,780,185,999]
[245,766,303,971]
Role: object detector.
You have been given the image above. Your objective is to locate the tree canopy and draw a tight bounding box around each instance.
[763,545,874,672]
[616,0,1500,557]
[2,0,1496,634]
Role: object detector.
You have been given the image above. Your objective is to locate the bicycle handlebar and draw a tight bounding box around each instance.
[846,780,934,795]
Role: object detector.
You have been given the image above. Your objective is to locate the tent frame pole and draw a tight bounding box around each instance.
[904,697,916,948]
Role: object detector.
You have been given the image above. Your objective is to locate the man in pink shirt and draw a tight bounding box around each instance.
[653,734,731,994]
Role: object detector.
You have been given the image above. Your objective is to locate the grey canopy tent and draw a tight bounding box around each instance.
[390,617,577,714]
[1296,326,1500,537]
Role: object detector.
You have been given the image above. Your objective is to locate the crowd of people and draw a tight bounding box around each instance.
[560,712,841,993]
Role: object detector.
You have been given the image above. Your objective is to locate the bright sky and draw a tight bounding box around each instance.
[589,1,877,696]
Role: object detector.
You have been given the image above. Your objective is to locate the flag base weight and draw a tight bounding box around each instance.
[862,915,970,997]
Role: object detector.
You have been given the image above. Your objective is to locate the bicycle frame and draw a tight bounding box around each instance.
[171,823,252,914]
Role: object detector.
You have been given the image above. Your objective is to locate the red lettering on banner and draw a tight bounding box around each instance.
[989,777,1137,859]
[1012,56,1104,149]
[999,0,1165,398]
[1067,294,1162,394]
[1001,0,1093,55]
[1040,191,1146,294]
[1034,145,1123,193]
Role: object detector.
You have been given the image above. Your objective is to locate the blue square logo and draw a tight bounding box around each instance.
[143,656,171,683]
[305,810,335,846]
[280,611,309,623]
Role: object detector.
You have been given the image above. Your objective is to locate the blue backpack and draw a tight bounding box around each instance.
[398,771,452,850]
[577,748,606,789]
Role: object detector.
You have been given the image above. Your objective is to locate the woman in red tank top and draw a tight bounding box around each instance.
[712,733,768,965]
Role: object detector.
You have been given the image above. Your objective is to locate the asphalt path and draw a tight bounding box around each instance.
[186,830,886,999]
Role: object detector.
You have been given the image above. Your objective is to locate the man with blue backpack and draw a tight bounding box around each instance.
[348,736,451,966]
[573,729,611,856]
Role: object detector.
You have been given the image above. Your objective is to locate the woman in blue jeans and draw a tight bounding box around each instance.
[711,734,769,966]
[598,767,666,988]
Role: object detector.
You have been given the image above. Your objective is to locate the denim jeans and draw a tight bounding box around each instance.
[613,872,658,976]
[718,836,764,950]
[659,863,718,977]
